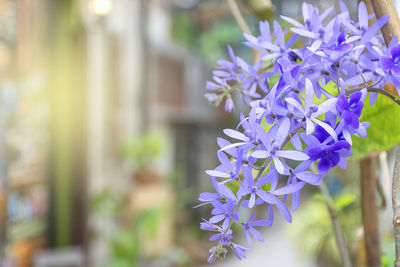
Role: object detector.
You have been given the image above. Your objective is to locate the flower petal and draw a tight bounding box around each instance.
[296,171,322,185]
[290,27,318,39]
[280,15,303,28]
[249,227,264,242]
[257,190,278,204]
[273,182,305,195]
[205,170,230,178]
[381,56,393,72]
[276,150,310,161]
[313,119,338,140]
[224,129,248,141]
[276,200,292,223]
[272,156,285,174]
[251,150,270,158]
[275,118,291,145]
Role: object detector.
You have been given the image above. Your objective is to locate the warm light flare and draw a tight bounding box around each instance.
[89,0,113,16]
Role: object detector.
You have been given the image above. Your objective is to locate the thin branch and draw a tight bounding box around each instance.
[310,163,353,267]
[393,144,400,267]
[379,151,391,205]
[226,0,252,35]
[377,180,387,209]
[346,87,400,106]
[319,181,353,267]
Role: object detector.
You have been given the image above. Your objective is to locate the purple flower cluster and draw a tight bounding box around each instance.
[200,1,397,262]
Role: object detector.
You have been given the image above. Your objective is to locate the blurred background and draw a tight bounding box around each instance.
[0,0,400,266]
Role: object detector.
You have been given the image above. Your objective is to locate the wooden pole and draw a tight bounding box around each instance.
[369,0,400,266]
[370,0,400,45]
[360,154,381,267]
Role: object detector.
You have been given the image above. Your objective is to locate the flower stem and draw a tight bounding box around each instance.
[346,87,400,106]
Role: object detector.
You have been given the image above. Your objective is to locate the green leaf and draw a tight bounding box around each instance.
[225,180,240,195]
[261,182,271,191]
[333,193,356,210]
[351,93,400,159]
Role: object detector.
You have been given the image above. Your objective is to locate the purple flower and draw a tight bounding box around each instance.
[214,45,241,82]
[230,243,249,260]
[302,132,351,173]
[381,43,400,94]
[319,31,353,62]
[244,20,299,61]
[225,97,235,113]
[287,161,322,186]
[262,165,299,223]
[241,61,271,93]
[210,229,233,246]
[251,118,309,174]
[209,199,239,230]
[242,212,270,246]
[337,91,364,129]
[237,166,278,208]
[286,79,338,139]
[205,150,243,184]
[282,3,332,41]
[200,218,223,232]
[218,119,261,153]
[198,1,397,262]
[196,176,236,208]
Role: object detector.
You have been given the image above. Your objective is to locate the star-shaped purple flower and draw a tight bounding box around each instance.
[242,212,270,246]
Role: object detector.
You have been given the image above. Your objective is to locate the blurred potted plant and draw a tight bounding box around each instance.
[121,134,165,184]
[91,189,181,267]
[119,134,175,258]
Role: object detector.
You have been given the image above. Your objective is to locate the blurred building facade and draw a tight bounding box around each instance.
[0,0,230,266]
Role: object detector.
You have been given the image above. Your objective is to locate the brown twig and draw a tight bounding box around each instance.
[377,180,387,210]
[226,0,252,35]
[346,87,400,106]
[393,145,400,267]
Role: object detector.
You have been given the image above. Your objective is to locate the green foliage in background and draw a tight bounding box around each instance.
[91,189,169,267]
[120,134,166,170]
[170,13,197,47]
[289,191,359,264]
[382,235,396,267]
[198,21,243,63]
[171,12,247,62]
[90,188,122,217]
[351,93,400,159]
[107,207,165,267]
